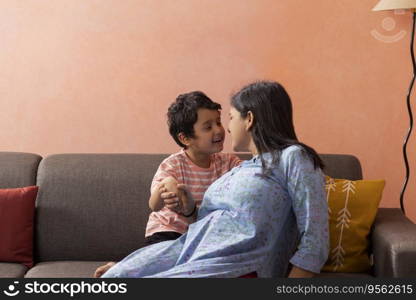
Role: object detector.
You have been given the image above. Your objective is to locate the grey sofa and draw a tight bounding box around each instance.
[0,151,415,278]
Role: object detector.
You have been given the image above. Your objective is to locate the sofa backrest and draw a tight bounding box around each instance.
[34,154,169,262]
[320,154,362,180]
[239,153,363,181]
[0,151,363,262]
[0,152,42,188]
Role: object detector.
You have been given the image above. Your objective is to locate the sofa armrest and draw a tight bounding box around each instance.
[372,208,416,277]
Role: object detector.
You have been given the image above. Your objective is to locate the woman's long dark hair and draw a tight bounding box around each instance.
[231,81,324,176]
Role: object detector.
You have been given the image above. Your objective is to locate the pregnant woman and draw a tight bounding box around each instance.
[101,81,329,278]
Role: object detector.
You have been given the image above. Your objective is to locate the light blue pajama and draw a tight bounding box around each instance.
[102,146,329,278]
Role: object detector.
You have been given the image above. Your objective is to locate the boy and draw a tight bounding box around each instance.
[94,91,240,277]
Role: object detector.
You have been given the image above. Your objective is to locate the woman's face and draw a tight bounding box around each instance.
[227,107,251,152]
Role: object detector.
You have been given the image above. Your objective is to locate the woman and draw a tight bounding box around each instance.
[102,81,329,278]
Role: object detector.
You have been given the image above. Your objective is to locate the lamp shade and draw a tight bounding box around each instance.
[373,0,416,11]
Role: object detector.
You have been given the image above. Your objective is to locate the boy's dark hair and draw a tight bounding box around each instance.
[231,81,324,175]
[167,91,221,148]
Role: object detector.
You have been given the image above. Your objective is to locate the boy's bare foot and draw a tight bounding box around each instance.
[93,261,116,278]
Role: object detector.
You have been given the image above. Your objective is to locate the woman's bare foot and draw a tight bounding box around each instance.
[93,261,116,278]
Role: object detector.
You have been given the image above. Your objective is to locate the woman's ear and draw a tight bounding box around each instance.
[178,133,190,147]
[245,111,254,131]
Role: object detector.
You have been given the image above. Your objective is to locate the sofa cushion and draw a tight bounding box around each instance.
[322,176,385,273]
[25,261,108,278]
[0,186,38,268]
[0,263,28,278]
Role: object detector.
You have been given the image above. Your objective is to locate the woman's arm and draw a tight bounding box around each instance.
[285,147,329,275]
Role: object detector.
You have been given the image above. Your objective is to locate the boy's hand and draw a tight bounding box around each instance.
[149,177,179,212]
[160,177,182,213]
[160,176,177,187]
[177,184,196,217]
[160,184,195,216]
[160,187,182,213]
[160,177,181,213]
[159,178,196,216]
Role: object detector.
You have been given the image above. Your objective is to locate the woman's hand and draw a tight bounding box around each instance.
[288,265,315,278]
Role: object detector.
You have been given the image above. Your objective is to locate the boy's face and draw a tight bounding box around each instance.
[185,108,225,155]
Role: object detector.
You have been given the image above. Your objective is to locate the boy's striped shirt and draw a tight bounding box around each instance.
[145,149,241,237]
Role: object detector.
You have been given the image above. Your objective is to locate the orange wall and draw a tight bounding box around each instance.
[1,0,415,222]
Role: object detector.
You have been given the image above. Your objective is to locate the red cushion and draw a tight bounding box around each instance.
[239,272,257,278]
[0,186,38,268]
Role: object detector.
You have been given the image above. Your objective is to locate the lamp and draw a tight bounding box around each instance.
[373,0,416,215]
[373,0,416,10]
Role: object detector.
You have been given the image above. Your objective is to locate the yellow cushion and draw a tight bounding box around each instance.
[321,176,385,273]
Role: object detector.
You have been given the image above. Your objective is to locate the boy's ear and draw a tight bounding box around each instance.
[177,132,190,147]
[245,111,254,131]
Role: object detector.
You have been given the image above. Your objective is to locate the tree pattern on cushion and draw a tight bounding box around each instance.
[325,177,336,214]
[329,180,355,271]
